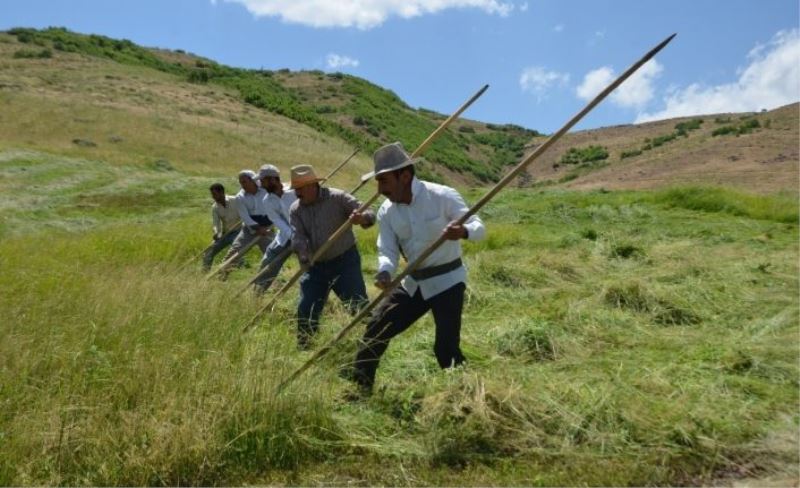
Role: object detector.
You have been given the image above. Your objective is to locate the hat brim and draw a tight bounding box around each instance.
[290,177,324,190]
[361,157,421,181]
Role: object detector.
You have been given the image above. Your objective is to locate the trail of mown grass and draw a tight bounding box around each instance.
[0,186,797,485]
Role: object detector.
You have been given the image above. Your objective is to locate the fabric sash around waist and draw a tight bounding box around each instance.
[248,214,272,227]
[409,257,462,281]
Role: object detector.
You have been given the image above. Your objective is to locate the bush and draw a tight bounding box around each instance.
[13,48,52,59]
[458,126,475,133]
[651,133,677,147]
[187,68,210,84]
[620,149,643,159]
[738,118,760,134]
[559,145,609,165]
[674,119,703,133]
[314,105,336,114]
[712,125,737,136]
[712,118,760,137]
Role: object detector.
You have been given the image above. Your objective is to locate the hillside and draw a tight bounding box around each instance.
[1,27,797,194]
[0,27,536,185]
[523,103,799,194]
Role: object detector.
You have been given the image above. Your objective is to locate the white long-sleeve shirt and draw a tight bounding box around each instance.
[234,187,271,228]
[263,187,297,247]
[377,177,485,300]
[211,195,241,237]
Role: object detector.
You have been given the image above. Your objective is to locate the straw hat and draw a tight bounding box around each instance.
[362,142,421,180]
[290,164,324,189]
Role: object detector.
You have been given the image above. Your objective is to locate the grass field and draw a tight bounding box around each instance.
[1,147,797,485]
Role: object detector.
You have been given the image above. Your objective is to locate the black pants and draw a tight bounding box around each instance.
[352,282,466,390]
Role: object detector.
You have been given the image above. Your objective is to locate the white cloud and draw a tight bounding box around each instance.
[576,60,663,109]
[576,66,614,100]
[519,2,528,12]
[519,66,570,102]
[326,53,360,70]
[612,59,663,108]
[637,29,800,122]
[218,0,514,29]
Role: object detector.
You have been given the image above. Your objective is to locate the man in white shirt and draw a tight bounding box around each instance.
[347,142,486,396]
[219,170,275,273]
[202,183,241,271]
[253,164,297,293]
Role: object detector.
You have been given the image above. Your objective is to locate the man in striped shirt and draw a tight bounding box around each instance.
[289,164,375,349]
[202,183,241,271]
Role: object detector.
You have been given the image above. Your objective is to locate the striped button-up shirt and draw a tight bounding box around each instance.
[211,195,241,237]
[377,177,485,300]
[290,187,375,263]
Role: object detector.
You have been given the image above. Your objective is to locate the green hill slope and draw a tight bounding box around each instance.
[2,27,538,183]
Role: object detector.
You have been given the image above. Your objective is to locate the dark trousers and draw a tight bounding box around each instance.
[254,238,291,294]
[201,230,238,270]
[352,282,466,389]
[297,246,368,347]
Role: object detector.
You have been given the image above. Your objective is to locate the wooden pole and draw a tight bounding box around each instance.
[179,222,242,271]
[275,33,677,393]
[242,83,490,333]
[321,147,360,184]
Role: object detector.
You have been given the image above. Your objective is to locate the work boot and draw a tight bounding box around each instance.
[339,366,374,399]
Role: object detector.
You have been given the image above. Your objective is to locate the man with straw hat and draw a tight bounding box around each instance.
[289,164,375,349]
[220,170,275,275]
[253,164,296,293]
[345,142,485,396]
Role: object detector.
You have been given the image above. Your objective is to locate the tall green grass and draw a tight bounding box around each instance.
[651,186,798,223]
[1,185,798,485]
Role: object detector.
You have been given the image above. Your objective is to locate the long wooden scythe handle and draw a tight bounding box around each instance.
[241,83,490,333]
[275,33,677,393]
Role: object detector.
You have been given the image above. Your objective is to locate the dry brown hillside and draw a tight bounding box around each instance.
[524,103,799,193]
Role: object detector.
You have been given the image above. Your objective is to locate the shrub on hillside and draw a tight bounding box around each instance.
[674,119,703,132]
[13,48,52,59]
[314,105,336,114]
[620,149,643,159]
[712,118,760,137]
[187,68,210,84]
[559,145,609,165]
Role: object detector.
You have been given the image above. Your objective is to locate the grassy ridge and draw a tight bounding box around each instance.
[1,176,797,484]
[5,27,538,183]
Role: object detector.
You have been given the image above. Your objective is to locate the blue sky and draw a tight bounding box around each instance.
[2,0,798,133]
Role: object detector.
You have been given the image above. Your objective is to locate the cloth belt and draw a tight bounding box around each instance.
[410,257,462,281]
[249,214,272,227]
